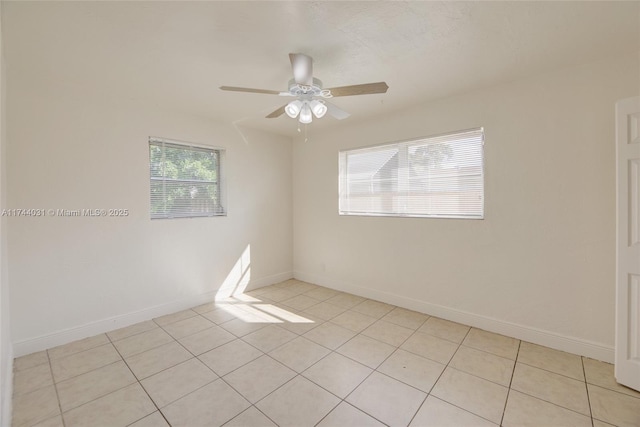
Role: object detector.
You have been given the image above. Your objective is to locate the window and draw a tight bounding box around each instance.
[339,128,484,219]
[149,138,225,219]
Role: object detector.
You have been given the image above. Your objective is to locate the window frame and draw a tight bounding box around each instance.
[149,137,226,220]
[338,128,485,220]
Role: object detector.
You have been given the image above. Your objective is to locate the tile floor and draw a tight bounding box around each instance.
[11,279,640,427]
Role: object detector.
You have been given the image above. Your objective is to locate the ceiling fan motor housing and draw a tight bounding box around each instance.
[287,78,331,98]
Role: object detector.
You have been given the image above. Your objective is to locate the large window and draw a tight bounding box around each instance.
[339,128,484,219]
[149,138,225,219]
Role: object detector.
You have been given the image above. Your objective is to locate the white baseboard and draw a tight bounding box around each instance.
[12,271,293,358]
[1,342,13,427]
[294,271,614,363]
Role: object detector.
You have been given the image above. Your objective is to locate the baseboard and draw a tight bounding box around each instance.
[12,271,293,358]
[294,270,614,363]
[1,342,13,427]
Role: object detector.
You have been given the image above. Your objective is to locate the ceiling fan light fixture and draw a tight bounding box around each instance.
[285,100,302,118]
[299,102,313,124]
[310,100,327,118]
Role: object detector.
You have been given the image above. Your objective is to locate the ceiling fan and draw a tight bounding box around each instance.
[220,53,389,124]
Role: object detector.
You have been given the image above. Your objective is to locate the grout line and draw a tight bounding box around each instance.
[46,349,67,427]
[581,356,595,427]
[105,331,171,426]
[499,339,521,426]
[405,326,470,426]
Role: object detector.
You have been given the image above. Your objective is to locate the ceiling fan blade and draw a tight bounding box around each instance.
[326,82,389,97]
[325,101,350,120]
[220,86,281,95]
[266,104,288,118]
[289,53,313,86]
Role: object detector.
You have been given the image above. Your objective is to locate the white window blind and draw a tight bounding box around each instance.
[339,128,484,219]
[149,138,225,219]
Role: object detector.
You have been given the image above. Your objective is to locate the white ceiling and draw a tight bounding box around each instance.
[4,1,640,137]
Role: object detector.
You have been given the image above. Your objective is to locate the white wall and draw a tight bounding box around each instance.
[7,77,293,355]
[0,1,13,422]
[293,52,640,361]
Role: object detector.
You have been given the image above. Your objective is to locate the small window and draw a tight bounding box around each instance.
[149,138,225,219]
[339,128,484,219]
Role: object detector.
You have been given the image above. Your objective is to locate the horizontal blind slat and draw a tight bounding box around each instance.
[339,128,484,218]
[150,138,225,219]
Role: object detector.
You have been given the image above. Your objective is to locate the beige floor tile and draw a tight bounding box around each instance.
[141,358,217,407]
[303,352,372,398]
[245,284,272,295]
[269,337,330,373]
[325,293,366,309]
[106,320,158,342]
[178,325,235,355]
[463,328,520,360]
[303,322,357,350]
[502,390,591,427]
[12,363,53,396]
[517,342,584,380]
[450,346,515,386]
[231,303,287,323]
[336,334,395,369]
[162,380,249,426]
[304,302,347,321]
[260,288,299,302]
[317,402,385,427]
[288,282,318,294]
[381,307,429,330]
[401,331,459,364]
[304,287,340,301]
[330,310,377,332]
[351,299,395,318]
[431,367,508,424]
[112,327,174,358]
[31,414,64,427]
[125,341,192,380]
[51,343,121,382]
[153,309,198,326]
[276,311,324,335]
[129,411,170,427]
[198,339,263,376]
[161,315,214,340]
[220,318,270,337]
[13,351,49,371]
[410,395,498,427]
[378,349,445,393]
[242,325,297,353]
[418,317,470,344]
[281,294,321,311]
[588,384,640,427]
[47,334,109,360]
[56,360,136,411]
[223,355,296,403]
[63,383,156,427]
[224,406,277,427]
[347,371,426,426]
[257,376,340,427]
[192,301,219,314]
[201,307,239,324]
[362,320,414,347]
[583,357,640,398]
[11,385,60,427]
[593,420,617,427]
[510,363,590,415]
[249,303,310,322]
